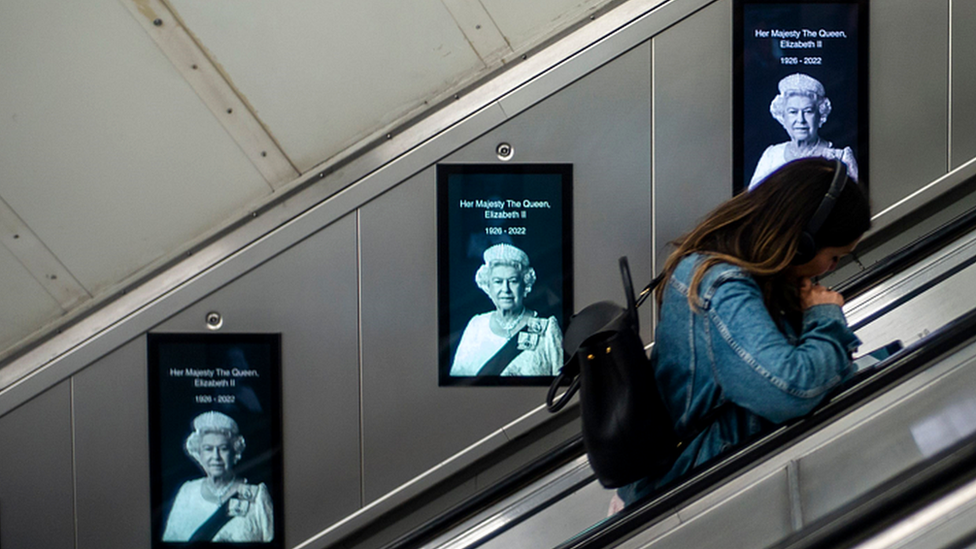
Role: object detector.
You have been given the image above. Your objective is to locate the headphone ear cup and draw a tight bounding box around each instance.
[793,232,816,265]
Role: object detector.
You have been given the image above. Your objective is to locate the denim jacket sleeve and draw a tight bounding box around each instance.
[701,271,860,424]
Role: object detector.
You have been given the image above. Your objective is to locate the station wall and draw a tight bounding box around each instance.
[1,1,974,547]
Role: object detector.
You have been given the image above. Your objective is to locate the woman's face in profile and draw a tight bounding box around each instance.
[200,432,235,479]
[488,265,525,312]
[784,95,820,142]
[790,240,860,279]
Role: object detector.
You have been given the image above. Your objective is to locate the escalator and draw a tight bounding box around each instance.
[316,183,976,549]
[547,202,976,549]
[563,306,976,549]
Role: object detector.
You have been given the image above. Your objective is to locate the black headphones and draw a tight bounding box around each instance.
[793,159,848,265]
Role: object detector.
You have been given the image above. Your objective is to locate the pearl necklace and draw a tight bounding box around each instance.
[207,477,236,501]
[785,138,826,161]
[495,309,525,337]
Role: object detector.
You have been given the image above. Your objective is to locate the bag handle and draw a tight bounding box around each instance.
[620,257,639,332]
[546,370,581,412]
[619,256,664,314]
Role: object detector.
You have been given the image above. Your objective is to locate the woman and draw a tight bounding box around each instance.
[618,158,871,506]
[450,243,563,377]
[162,411,274,542]
[749,73,859,190]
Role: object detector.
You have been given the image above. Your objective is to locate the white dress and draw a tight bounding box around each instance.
[450,312,563,376]
[162,479,274,542]
[749,142,859,190]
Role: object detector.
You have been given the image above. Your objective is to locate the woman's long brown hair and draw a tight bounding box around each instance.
[657,158,871,318]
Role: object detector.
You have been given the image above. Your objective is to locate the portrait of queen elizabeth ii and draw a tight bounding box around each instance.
[450,243,563,377]
[162,411,274,543]
[749,73,859,190]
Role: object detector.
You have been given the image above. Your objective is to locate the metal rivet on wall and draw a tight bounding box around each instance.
[205,311,223,330]
[496,142,514,161]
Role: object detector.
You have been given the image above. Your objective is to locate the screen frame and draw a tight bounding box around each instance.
[148,332,284,549]
[436,163,574,387]
[733,0,870,195]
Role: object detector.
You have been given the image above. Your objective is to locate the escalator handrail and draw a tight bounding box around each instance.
[555,304,976,549]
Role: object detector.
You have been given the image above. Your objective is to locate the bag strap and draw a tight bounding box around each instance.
[620,257,640,332]
[636,273,664,309]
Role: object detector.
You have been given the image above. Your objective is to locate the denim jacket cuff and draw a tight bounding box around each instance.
[802,303,861,353]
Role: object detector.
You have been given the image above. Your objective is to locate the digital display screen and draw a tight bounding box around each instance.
[734,0,868,194]
[148,333,284,548]
[437,164,573,386]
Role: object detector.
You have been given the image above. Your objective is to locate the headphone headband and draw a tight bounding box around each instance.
[805,159,847,238]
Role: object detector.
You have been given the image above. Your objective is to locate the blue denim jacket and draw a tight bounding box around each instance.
[618,254,860,505]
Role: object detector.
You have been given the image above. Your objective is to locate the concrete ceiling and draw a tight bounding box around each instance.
[0,0,615,362]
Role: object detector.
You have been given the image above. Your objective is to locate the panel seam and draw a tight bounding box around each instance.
[651,37,658,336]
[948,0,953,171]
[357,209,366,508]
[71,378,79,549]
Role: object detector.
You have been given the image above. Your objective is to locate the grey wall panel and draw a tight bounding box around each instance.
[951,0,976,169]
[152,214,362,545]
[448,42,653,340]
[73,338,150,548]
[869,0,948,212]
[359,171,547,503]
[0,382,73,549]
[649,469,792,549]
[652,0,733,273]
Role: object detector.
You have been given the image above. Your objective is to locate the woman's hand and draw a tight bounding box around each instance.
[799,277,844,309]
